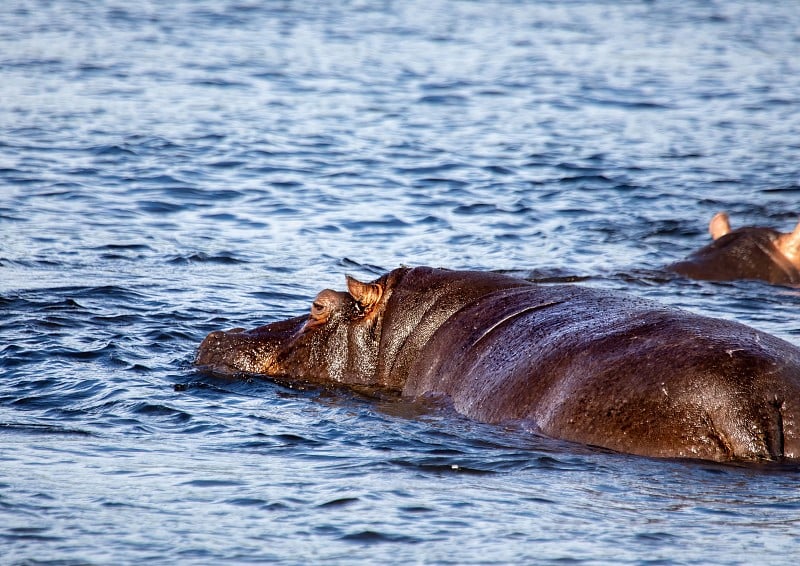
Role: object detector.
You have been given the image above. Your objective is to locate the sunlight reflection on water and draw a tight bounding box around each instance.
[2,0,800,563]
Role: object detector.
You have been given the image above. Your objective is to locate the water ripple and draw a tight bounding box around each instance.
[2,0,800,564]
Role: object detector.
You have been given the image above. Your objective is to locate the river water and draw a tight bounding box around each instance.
[2,1,800,564]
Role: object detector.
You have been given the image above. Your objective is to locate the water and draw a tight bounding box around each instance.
[2,0,800,563]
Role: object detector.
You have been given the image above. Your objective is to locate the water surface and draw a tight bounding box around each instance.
[2,1,800,563]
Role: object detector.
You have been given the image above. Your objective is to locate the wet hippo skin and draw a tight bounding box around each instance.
[669,212,800,285]
[196,267,800,463]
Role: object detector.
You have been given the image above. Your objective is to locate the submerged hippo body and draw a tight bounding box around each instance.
[669,212,800,285]
[197,267,800,463]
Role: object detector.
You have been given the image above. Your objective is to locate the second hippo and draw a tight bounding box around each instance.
[669,212,800,285]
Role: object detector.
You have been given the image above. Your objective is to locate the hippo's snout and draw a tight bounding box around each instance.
[196,329,227,360]
[195,330,243,374]
[195,317,307,377]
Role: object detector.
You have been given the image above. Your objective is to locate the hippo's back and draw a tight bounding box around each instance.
[404,284,800,461]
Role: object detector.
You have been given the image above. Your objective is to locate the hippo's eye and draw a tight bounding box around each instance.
[303,300,331,331]
[311,301,326,317]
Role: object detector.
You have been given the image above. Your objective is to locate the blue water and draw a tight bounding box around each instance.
[3,0,800,563]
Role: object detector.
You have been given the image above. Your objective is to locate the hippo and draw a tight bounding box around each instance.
[196,266,800,463]
[669,212,800,285]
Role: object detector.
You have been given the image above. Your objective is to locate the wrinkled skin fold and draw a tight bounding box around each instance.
[668,212,800,285]
[196,266,800,463]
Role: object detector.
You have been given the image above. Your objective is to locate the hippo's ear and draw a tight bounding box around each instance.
[709,212,731,240]
[346,275,384,314]
[777,220,800,264]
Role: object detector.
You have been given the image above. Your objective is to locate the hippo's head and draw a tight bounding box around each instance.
[196,266,531,392]
[196,272,397,388]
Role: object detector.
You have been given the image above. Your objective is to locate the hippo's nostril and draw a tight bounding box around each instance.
[202,330,228,347]
[196,331,230,365]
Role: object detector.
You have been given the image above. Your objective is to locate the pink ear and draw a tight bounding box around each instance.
[777,220,800,265]
[708,211,731,240]
[346,275,383,312]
